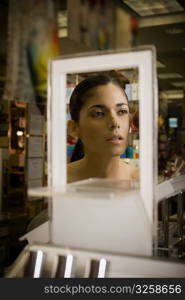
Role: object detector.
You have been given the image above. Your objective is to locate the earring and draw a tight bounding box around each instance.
[129,127,132,133]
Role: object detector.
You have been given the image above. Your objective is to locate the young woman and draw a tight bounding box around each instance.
[67,74,139,183]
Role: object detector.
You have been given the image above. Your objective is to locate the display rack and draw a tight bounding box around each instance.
[0,101,46,217]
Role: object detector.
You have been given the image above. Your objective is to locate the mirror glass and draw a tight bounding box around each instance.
[66,69,140,184]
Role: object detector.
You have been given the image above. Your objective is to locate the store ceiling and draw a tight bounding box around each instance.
[138,16,185,100]
[121,0,185,17]
[118,0,185,100]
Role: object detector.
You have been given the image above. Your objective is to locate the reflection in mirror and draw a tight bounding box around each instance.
[66,69,140,184]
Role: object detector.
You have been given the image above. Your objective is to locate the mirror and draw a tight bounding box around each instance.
[66,69,140,183]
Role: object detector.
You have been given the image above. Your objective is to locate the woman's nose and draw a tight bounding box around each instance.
[108,114,120,129]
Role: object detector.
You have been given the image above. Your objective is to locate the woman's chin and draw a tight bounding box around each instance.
[102,150,124,157]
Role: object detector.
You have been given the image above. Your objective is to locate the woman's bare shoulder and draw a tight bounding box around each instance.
[67,160,83,183]
[130,165,139,180]
[120,161,139,181]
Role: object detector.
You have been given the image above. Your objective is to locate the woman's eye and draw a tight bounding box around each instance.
[90,111,105,118]
[117,109,129,115]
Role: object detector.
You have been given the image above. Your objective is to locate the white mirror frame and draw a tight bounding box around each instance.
[48,48,158,222]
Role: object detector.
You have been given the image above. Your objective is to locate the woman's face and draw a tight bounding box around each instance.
[76,82,130,158]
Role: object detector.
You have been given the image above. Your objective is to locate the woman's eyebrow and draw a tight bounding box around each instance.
[88,103,128,110]
[87,104,105,110]
[116,102,129,107]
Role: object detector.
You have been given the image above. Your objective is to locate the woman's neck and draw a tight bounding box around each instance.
[80,154,121,179]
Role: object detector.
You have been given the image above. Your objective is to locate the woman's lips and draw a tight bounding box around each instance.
[105,136,123,144]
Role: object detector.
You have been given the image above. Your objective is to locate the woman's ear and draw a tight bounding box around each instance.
[67,120,79,138]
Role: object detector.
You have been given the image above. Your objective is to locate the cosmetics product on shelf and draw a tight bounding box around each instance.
[86,258,108,278]
[133,139,139,159]
[24,250,45,278]
[55,254,75,278]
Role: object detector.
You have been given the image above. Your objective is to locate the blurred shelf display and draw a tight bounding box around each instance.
[121,158,139,168]
[0,101,47,216]
[6,242,185,278]
[157,184,185,261]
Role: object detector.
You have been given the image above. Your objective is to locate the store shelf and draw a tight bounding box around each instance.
[0,101,46,214]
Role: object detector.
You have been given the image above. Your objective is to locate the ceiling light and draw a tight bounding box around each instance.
[165,89,183,94]
[17,131,23,136]
[158,73,183,79]
[171,82,185,87]
[164,89,184,99]
[157,61,166,68]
